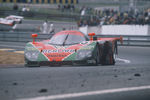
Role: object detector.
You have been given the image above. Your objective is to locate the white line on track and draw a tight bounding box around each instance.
[116,57,131,63]
[18,85,150,100]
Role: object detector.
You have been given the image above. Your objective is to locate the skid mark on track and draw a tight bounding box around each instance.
[18,85,150,100]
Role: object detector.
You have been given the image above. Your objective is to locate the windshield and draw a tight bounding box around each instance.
[49,34,87,45]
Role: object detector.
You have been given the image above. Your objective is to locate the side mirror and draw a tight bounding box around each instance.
[31,34,38,44]
[88,33,95,41]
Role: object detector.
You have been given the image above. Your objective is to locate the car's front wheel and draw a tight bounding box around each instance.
[25,61,40,67]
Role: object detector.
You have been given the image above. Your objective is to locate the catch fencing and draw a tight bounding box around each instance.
[0,31,150,46]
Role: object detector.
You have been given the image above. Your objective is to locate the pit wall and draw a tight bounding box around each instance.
[79,25,150,36]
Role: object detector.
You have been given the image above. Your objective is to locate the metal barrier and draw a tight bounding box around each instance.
[97,35,150,47]
[0,31,150,46]
[0,31,53,42]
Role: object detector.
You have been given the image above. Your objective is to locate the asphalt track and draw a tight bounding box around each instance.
[0,41,150,100]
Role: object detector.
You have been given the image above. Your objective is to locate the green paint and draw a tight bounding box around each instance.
[25,42,49,61]
[63,52,77,61]
[37,52,49,61]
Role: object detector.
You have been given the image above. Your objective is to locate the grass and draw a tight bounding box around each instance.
[0,51,24,65]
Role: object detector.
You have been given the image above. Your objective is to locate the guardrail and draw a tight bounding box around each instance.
[96,35,150,47]
[0,31,150,46]
[0,31,52,42]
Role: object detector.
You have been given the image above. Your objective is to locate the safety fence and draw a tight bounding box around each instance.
[0,31,150,46]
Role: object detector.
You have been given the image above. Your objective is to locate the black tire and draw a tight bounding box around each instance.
[101,41,115,65]
[19,20,22,24]
[24,62,40,67]
[12,21,15,26]
[25,64,40,67]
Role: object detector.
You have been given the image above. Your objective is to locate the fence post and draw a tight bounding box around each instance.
[128,36,130,46]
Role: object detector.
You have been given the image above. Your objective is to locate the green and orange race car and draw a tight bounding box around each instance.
[24,30,123,67]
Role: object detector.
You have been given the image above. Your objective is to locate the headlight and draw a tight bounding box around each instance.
[25,50,39,61]
[76,50,92,60]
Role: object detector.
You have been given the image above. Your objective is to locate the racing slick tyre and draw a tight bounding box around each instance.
[12,21,15,26]
[25,62,40,67]
[101,41,115,65]
[25,64,40,67]
[19,20,22,24]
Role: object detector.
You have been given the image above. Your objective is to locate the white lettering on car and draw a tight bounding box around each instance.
[42,49,75,53]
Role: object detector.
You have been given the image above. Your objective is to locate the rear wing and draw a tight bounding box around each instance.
[97,36,123,55]
[88,33,123,44]
[97,36,123,44]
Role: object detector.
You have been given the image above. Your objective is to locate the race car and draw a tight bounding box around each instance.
[0,18,15,26]
[5,15,24,24]
[24,30,123,67]
[0,15,24,26]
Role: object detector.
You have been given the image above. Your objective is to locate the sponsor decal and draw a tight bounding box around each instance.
[42,49,75,53]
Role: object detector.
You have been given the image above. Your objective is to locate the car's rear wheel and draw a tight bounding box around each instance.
[25,64,40,67]
[101,41,115,65]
